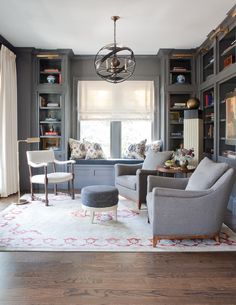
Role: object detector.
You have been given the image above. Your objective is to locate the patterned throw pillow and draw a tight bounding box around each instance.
[69,138,86,159]
[83,140,106,159]
[145,140,162,154]
[125,139,147,159]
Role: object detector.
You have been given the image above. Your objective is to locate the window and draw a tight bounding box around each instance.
[121,120,152,156]
[78,81,154,158]
[80,120,111,157]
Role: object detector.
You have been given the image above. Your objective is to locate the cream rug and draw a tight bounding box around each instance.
[0,193,236,252]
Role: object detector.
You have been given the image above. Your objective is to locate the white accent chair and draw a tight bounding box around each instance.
[26,150,75,206]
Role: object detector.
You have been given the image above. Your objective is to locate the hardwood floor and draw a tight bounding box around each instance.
[0,252,236,305]
[1,195,236,304]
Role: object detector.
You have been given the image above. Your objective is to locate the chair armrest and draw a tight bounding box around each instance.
[147,175,188,192]
[136,169,157,176]
[54,160,76,165]
[28,161,47,168]
[115,163,143,176]
[136,169,158,203]
[153,187,213,198]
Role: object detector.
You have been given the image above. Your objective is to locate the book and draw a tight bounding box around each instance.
[44,131,58,136]
[44,69,60,73]
[47,103,59,107]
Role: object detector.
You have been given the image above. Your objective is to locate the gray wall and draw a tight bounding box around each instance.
[16,48,37,191]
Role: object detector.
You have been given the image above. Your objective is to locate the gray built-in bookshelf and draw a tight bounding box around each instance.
[33,50,71,161]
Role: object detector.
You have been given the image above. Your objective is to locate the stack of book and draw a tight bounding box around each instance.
[172,67,187,72]
[171,132,182,137]
[207,125,214,138]
[205,113,214,121]
[44,68,60,73]
[172,102,186,109]
[47,102,59,107]
[45,131,58,136]
[205,92,214,106]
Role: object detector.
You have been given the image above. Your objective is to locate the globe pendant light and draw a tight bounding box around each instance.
[94,16,136,84]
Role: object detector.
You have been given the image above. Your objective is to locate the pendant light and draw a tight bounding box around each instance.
[94,16,136,84]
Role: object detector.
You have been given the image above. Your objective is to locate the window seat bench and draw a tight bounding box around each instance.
[72,159,143,190]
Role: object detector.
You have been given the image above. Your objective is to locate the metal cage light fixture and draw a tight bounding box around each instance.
[94,16,136,84]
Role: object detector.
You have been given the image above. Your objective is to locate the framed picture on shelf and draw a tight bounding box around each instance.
[170,111,180,123]
[42,138,60,150]
[225,94,236,145]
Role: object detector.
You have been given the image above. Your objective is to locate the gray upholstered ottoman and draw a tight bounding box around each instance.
[81,185,119,223]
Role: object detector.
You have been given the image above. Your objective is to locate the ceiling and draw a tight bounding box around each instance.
[0,0,235,55]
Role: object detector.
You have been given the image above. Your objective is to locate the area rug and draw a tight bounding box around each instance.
[0,193,236,252]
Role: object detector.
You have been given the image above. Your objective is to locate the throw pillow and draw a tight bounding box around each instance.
[185,157,229,191]
[83,140,106,159]
[145,140,162,154]
[142,150,173,170]
[69,138,86,159]
[125,139,147,159]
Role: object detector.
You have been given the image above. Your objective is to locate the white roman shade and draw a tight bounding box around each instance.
[78,81,154,120]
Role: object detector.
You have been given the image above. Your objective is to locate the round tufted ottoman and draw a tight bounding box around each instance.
[81,185,119,223]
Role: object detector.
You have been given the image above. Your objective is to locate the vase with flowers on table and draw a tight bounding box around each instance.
[173,147,195,169]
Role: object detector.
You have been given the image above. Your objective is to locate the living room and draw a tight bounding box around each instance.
[1,0,236,304]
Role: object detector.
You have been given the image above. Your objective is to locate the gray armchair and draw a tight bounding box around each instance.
[146,157,235,247]
[115,150,173,209]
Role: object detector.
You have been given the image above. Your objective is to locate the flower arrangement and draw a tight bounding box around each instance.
[174,148,194,167]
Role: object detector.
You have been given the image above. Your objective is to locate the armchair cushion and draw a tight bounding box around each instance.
[186,157,229,191]
[31,172,73,184]
[142,150,173,170]
[115,175,136,190]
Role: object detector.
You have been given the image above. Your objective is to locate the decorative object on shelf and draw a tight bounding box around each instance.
[176,74,185,84]
[47,75,56,84]
[186,97,200,109]
[225,94,236,145]
[14,138,40,205]
[173,148,194,168]
[40,96,47,107]
[223,55,234,68]
[94,16,135,83]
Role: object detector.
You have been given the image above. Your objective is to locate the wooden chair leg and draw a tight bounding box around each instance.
[30,183,34,201]
[153,236,160,247]
[54,184,57,196]
[137,201,142,210]
[214,234,220,243]
[71,178,75,200]
[68,181,71,196]
[45,182,49,206]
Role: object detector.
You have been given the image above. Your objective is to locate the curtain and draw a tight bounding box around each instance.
[78,80,154,120]
[0,45,18,197]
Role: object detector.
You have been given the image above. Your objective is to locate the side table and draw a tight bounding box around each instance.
[156,165,195,178]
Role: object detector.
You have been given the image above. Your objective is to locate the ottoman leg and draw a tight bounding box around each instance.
[114,208,117,221]
[90,211,95,223]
